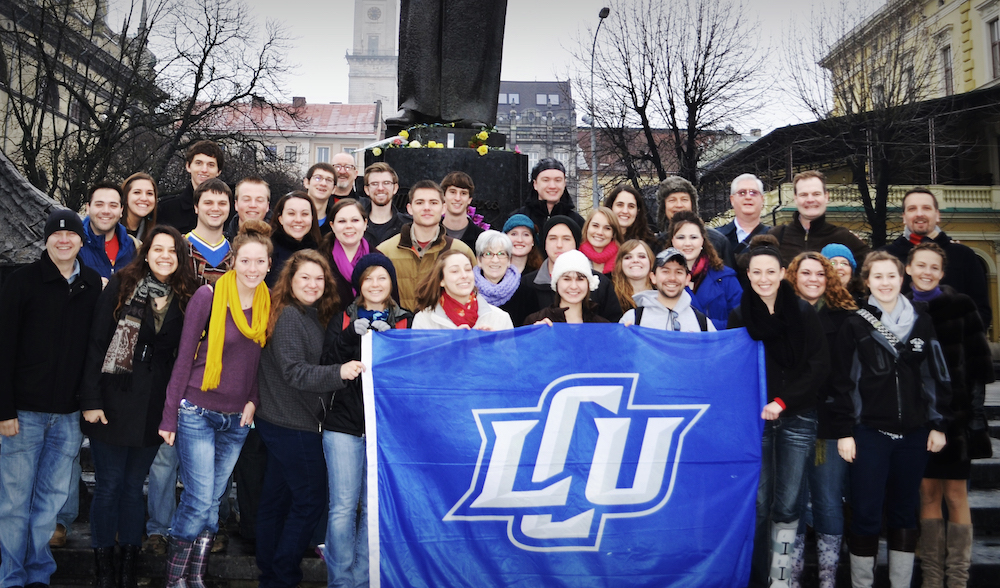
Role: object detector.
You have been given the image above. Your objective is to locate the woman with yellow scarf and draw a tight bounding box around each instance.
[157,220,272,588]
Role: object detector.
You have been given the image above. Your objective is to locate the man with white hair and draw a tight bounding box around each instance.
[718,173,771,255]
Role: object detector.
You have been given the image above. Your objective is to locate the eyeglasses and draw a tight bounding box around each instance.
[333,164,357,171]
[367,181,396,187]
[734,189,762,197]
[311,175,335,184]
[481,251,509,260]
[829,259,852,268]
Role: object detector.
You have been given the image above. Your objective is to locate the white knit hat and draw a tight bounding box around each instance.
[550,250,600,292]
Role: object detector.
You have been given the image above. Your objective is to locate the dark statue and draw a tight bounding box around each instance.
[386,0,507,129]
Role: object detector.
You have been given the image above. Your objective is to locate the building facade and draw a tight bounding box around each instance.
[346,0,398,109]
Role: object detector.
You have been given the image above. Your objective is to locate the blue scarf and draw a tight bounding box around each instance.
[911,286,942,303]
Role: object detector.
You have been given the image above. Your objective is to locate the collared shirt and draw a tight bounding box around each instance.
[734,219,759,244]
[67,259,81,284]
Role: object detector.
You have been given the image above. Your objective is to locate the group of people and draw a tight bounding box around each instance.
[0,139,992,588]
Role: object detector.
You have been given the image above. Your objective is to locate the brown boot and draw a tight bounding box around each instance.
[918,518,945,588]
[944,522,973,588]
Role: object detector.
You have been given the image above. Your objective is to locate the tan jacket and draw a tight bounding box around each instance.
[376,223,476,311]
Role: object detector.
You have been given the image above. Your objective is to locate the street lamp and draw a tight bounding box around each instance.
[590,7,610,209]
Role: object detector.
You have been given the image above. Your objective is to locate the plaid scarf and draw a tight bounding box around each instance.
[101,273,172,374]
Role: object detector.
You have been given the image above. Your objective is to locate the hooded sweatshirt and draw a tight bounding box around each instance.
[619,290,715,332]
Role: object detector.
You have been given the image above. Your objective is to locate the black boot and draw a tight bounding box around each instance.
[118,544,140,588]
[93,547,116,588]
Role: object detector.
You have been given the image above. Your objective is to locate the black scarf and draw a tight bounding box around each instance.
[739,280,807,369]
[102,273,172,374]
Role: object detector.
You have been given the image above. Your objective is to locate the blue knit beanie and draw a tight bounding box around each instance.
[503,213,534,234]
[820,243,856,270]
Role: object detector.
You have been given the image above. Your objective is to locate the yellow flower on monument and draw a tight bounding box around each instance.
[434,143,445,148]
[409,140,422,148]
[399,130,409,139]
[372,147,382,156]
[477,131,489,141]
[428,140,439,148]
[477,145,489,156]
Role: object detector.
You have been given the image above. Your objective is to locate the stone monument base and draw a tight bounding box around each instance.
[365,147,529,230]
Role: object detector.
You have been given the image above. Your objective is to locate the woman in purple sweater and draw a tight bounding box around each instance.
[158,220,273,588]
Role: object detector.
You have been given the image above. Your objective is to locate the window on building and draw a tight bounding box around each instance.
[284,145,297,163]
[992,19,1000,79]
[536,94,547,105]
[317,146,330,163]
[508,93,519,105]
[941,45,954,95]
[549,94,560,105]
[39,77,59,111]
[526,151,539,172]
[0,52,8,87]
[499,94,507,104]
[265,145,277,161]
[368,35,379,55]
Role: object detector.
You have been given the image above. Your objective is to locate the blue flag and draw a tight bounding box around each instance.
[363,324,765,588]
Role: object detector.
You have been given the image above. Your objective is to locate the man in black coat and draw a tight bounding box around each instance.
[0,210,101,586]
[717,173,772,256]
[654,175,736,268]
[158,140,231,234]
[881,187,992,327]
[513,158,585,249]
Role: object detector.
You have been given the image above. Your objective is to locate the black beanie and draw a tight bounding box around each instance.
[44,209,86,242]
[542,215,581,248]
[351,252,398,295]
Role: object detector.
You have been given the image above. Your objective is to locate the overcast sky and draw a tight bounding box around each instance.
[112,0,859,134]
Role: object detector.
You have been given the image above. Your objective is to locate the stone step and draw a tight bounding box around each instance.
[990,419,1000,438]
[971,489,1000,535]
[970,437,1000,489]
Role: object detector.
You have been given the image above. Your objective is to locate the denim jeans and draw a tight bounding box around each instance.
[89,439,159,548]
[849,424,929,537]
[323,431,369,588]
[254,418,327,588]
[233,427,268,540]
[749,410,817,588]
[0,411,82,586]
[55,448,82,533]
[146,442,179,537]
[170,400,249,542]
[795,438,849,536]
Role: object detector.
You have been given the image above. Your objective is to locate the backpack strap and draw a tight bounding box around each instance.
[693,308,709,332]
[634,306,644,326]
[856,308,903,348]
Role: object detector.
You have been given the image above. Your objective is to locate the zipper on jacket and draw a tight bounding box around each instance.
[895,372,902,426]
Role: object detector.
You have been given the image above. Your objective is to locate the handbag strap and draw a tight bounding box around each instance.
[856,308,902,348]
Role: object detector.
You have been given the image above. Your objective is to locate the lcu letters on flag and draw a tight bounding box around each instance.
[362,325,765,588]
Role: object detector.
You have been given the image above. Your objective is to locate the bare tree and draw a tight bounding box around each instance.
[573,0,765,194]
[0,0,300,208]
[784,0,940,246]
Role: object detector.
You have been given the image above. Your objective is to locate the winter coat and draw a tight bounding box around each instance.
[79,275,184,447]
[813,303,853,440]
[523,304,610,325]
[322,302,414,437]
[620,290,714,332]
[768,213,870,268]
[514,191,585,248]
[78,219,138,280]
[412,300,513,330]
[883,232,992,328]
[506,264,623,326]
[689,265,743,330]
[727,281,829,416]
[376,223,476,312]
[907,286,994,461]
[266,230,318,289]
[257,305,345,434]
[0,252,102,420]
[829,302,952,438]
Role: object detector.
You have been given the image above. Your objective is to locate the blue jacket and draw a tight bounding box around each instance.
[78,218,137,279]
[689,265,743,330]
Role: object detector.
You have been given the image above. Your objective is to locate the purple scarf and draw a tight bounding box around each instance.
[474,265,520,306]
[332,238,370,296]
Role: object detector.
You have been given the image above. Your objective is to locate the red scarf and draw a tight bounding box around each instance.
[908,233,926,246]
[441,290,479,328]
[579,240,619,273]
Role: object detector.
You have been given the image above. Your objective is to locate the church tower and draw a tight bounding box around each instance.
[346,0,398,109]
